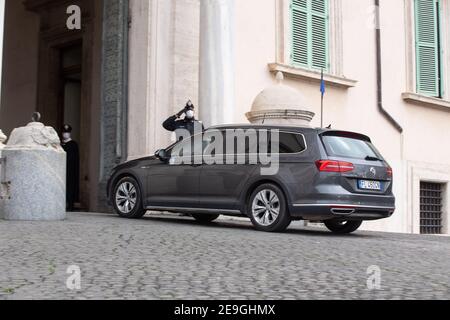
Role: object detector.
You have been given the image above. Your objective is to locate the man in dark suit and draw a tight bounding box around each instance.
[61,124,80,212]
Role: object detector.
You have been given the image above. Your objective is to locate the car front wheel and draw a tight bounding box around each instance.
[248,184,291,232]
[113,177,146,219]
[324,220,362,234]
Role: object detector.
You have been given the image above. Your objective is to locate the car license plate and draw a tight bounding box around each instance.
[358,180,382,191]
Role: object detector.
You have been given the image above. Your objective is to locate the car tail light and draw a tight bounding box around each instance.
[316,160,354,173]
[387,167,393,177]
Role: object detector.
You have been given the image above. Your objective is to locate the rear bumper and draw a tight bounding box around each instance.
[290,203,395,221]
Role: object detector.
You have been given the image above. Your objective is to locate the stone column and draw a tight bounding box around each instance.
[199,0,235,127]
[128,0,201,158]
[98,0,129,211]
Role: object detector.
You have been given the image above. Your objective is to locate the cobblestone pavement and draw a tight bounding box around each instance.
[0,212,449,300]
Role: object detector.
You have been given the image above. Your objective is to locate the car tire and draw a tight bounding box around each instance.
[324,220,363,234]
[191,214,220,223]
[112,177,146,219]
[247,184,291,232]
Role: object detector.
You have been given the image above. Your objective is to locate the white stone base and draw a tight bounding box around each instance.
[1,149,66,221]
[246,109,315,127]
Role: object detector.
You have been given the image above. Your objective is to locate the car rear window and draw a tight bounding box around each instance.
[321,135,380,160]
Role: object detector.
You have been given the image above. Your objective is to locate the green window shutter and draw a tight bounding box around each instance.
[310,0,329,70]
[291,0,309,66]
[415,0,441,97]
[291,0,329,71]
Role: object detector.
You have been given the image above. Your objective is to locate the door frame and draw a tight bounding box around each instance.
[35,23,94,210]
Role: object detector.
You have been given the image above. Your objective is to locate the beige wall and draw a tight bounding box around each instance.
[232,0,450,234]
[0,0,40,134]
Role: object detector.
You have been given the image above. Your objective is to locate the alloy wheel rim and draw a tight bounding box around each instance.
[115,182,137,214]
[252,189,280,226]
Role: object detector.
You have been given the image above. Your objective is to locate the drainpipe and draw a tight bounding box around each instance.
[375,0,403,133]
[375,0,408,232]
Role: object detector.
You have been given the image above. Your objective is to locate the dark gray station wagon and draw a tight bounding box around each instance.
[107,125,395,234]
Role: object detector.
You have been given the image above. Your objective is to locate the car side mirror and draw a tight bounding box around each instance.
[155,149,169,162]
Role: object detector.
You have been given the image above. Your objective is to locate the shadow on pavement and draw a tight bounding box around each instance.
[139,214,374,239]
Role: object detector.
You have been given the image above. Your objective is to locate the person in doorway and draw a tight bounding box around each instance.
[163,100,204,141]
[61,124,80,212]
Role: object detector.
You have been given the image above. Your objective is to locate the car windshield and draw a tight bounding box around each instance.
[321,135,381,160]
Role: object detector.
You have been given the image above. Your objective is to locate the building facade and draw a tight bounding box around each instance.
[0,0,449,235]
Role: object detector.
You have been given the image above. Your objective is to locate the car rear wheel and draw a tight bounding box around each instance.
[324,220,362,234]
[113,177,146,219]
[248,184,291,232]
[191,214,220,223]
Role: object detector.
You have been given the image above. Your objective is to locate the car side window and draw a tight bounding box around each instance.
[166,134,203,165]
[262,132,306,154]
[218,131,306,155]
[203,130,221,156]
[277,132,306,154]
[166,130,307,162]
[167,139,190,158]
[222,130,260,155]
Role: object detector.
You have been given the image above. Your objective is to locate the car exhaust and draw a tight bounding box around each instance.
[331,208,355,215]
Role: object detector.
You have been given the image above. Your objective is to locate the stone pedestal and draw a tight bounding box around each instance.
[0,122,66,221]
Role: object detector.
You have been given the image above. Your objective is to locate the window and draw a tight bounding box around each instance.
[290,0,329,71]
[420,182,444,234]
[265,132,307,154]
[415,0,443,97]
[220,130,307,155]
[167,133,203,160]
[222,130,259,155]
[321,135,381,160]
[277,132,306,154]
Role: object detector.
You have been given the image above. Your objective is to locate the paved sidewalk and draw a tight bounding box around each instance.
[0,212,448,300]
